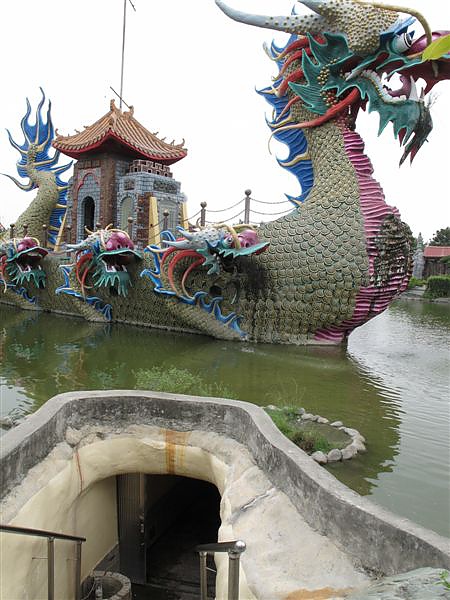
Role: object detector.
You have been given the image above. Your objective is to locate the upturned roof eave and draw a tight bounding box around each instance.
[52,130,187,165]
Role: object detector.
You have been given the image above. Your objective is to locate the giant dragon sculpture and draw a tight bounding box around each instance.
[1,1,449,343]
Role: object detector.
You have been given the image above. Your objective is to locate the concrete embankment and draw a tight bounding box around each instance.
[1,391,449,599]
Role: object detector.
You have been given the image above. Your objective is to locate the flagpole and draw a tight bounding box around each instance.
[119,0,136,110]
[119,0,127,109]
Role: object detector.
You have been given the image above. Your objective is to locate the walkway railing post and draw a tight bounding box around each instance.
[127,216,133,239]
[227,541,246,600]
[163,210,169,232]
[23,224,29,237]
[42,224,48,249]
[196,540,246,600]
[244,189,251,224]
[200,202,207,227]
[47,537,55,600]
[74,540,82,600]
[199,551,207,600]
[9,223,15,240]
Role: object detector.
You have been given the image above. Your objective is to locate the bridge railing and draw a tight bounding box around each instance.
[7,189,293,251]
[0,523,86,600]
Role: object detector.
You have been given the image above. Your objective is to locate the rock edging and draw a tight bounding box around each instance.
[265,405,367,465]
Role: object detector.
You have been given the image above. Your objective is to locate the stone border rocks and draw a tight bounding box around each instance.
[265,406,367,465]
[313,422,367,464]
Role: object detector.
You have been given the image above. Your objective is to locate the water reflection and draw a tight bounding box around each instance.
[0,300,448,537]
[347,299,450,536]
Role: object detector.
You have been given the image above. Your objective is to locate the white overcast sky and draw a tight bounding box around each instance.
[0,0,448,242]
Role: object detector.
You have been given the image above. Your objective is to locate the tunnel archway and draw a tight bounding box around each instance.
[116,473,220,599]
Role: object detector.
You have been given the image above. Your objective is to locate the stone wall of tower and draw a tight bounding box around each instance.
[116,168,186,248]
[67,155,186,245]
[68,158,102,243]
[68,155,131,243]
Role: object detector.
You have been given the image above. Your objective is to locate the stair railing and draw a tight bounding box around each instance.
[195,540,246,600]
[0,523,86,600]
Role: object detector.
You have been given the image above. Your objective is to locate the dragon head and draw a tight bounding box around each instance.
[67,227,142,297]
[216,0,450,164]
[163,224,269,275]
[0,237,47,290]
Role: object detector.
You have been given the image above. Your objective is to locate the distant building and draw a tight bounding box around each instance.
[423,246,450,278]
[53,100,188,247]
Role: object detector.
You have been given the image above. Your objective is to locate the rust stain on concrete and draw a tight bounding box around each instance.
[284,587,352,600]
[164,429,190,474]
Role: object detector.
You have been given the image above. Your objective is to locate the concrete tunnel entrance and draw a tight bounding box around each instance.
[116,473,221,600]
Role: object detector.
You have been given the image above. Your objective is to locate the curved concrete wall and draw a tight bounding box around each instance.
[1,391,449,598]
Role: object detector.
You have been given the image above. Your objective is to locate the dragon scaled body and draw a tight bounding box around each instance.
[1,2,449,343]
[2,89,71,249]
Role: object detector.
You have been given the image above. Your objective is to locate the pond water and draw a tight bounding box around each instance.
[1,300,449,538]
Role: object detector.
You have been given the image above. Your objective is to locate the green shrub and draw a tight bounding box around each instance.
[134,366,237,399]
[425,275,450,299]
[408,276,426,289]
[291,430,332,454]
[267,409,296,438]
[265,408,333,454]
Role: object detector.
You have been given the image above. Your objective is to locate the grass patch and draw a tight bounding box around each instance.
[134,366,237,399]
[265,407,346,455]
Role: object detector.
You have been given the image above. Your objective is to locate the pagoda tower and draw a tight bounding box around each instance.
[53,100,187,247]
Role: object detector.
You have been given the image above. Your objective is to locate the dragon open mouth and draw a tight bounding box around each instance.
[359,71,421,103]
[92,249,141,296]
[69,230,142,298]
[1,239,48,290]
[13,251,46,287]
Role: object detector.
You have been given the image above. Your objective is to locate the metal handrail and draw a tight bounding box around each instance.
[195,540,246,600]
[0,523,86,600]
[0,524,86,542]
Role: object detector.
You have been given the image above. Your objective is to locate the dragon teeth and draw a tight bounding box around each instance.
[409,76,419,101]
[360,69,407,104]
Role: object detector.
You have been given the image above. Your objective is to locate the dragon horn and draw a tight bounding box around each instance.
[66,241,86,251]
[162,239,191,249]
[175,226,194,240]
[214,0,326,35]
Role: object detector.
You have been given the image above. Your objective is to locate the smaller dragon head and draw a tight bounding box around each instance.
[0,237,48,291]
[68,226,142,296]
[164,224,269,275]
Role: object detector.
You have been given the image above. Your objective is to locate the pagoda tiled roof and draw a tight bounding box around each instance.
[52,100,187,165]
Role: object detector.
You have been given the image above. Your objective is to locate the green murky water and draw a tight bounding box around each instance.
[1,300,449,537]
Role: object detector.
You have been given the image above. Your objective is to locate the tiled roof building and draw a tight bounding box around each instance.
[53,100,187,165]
[53,101,188,246]
[423,246,450,278]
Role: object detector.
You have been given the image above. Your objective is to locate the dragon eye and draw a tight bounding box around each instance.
[393,32,413,53]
